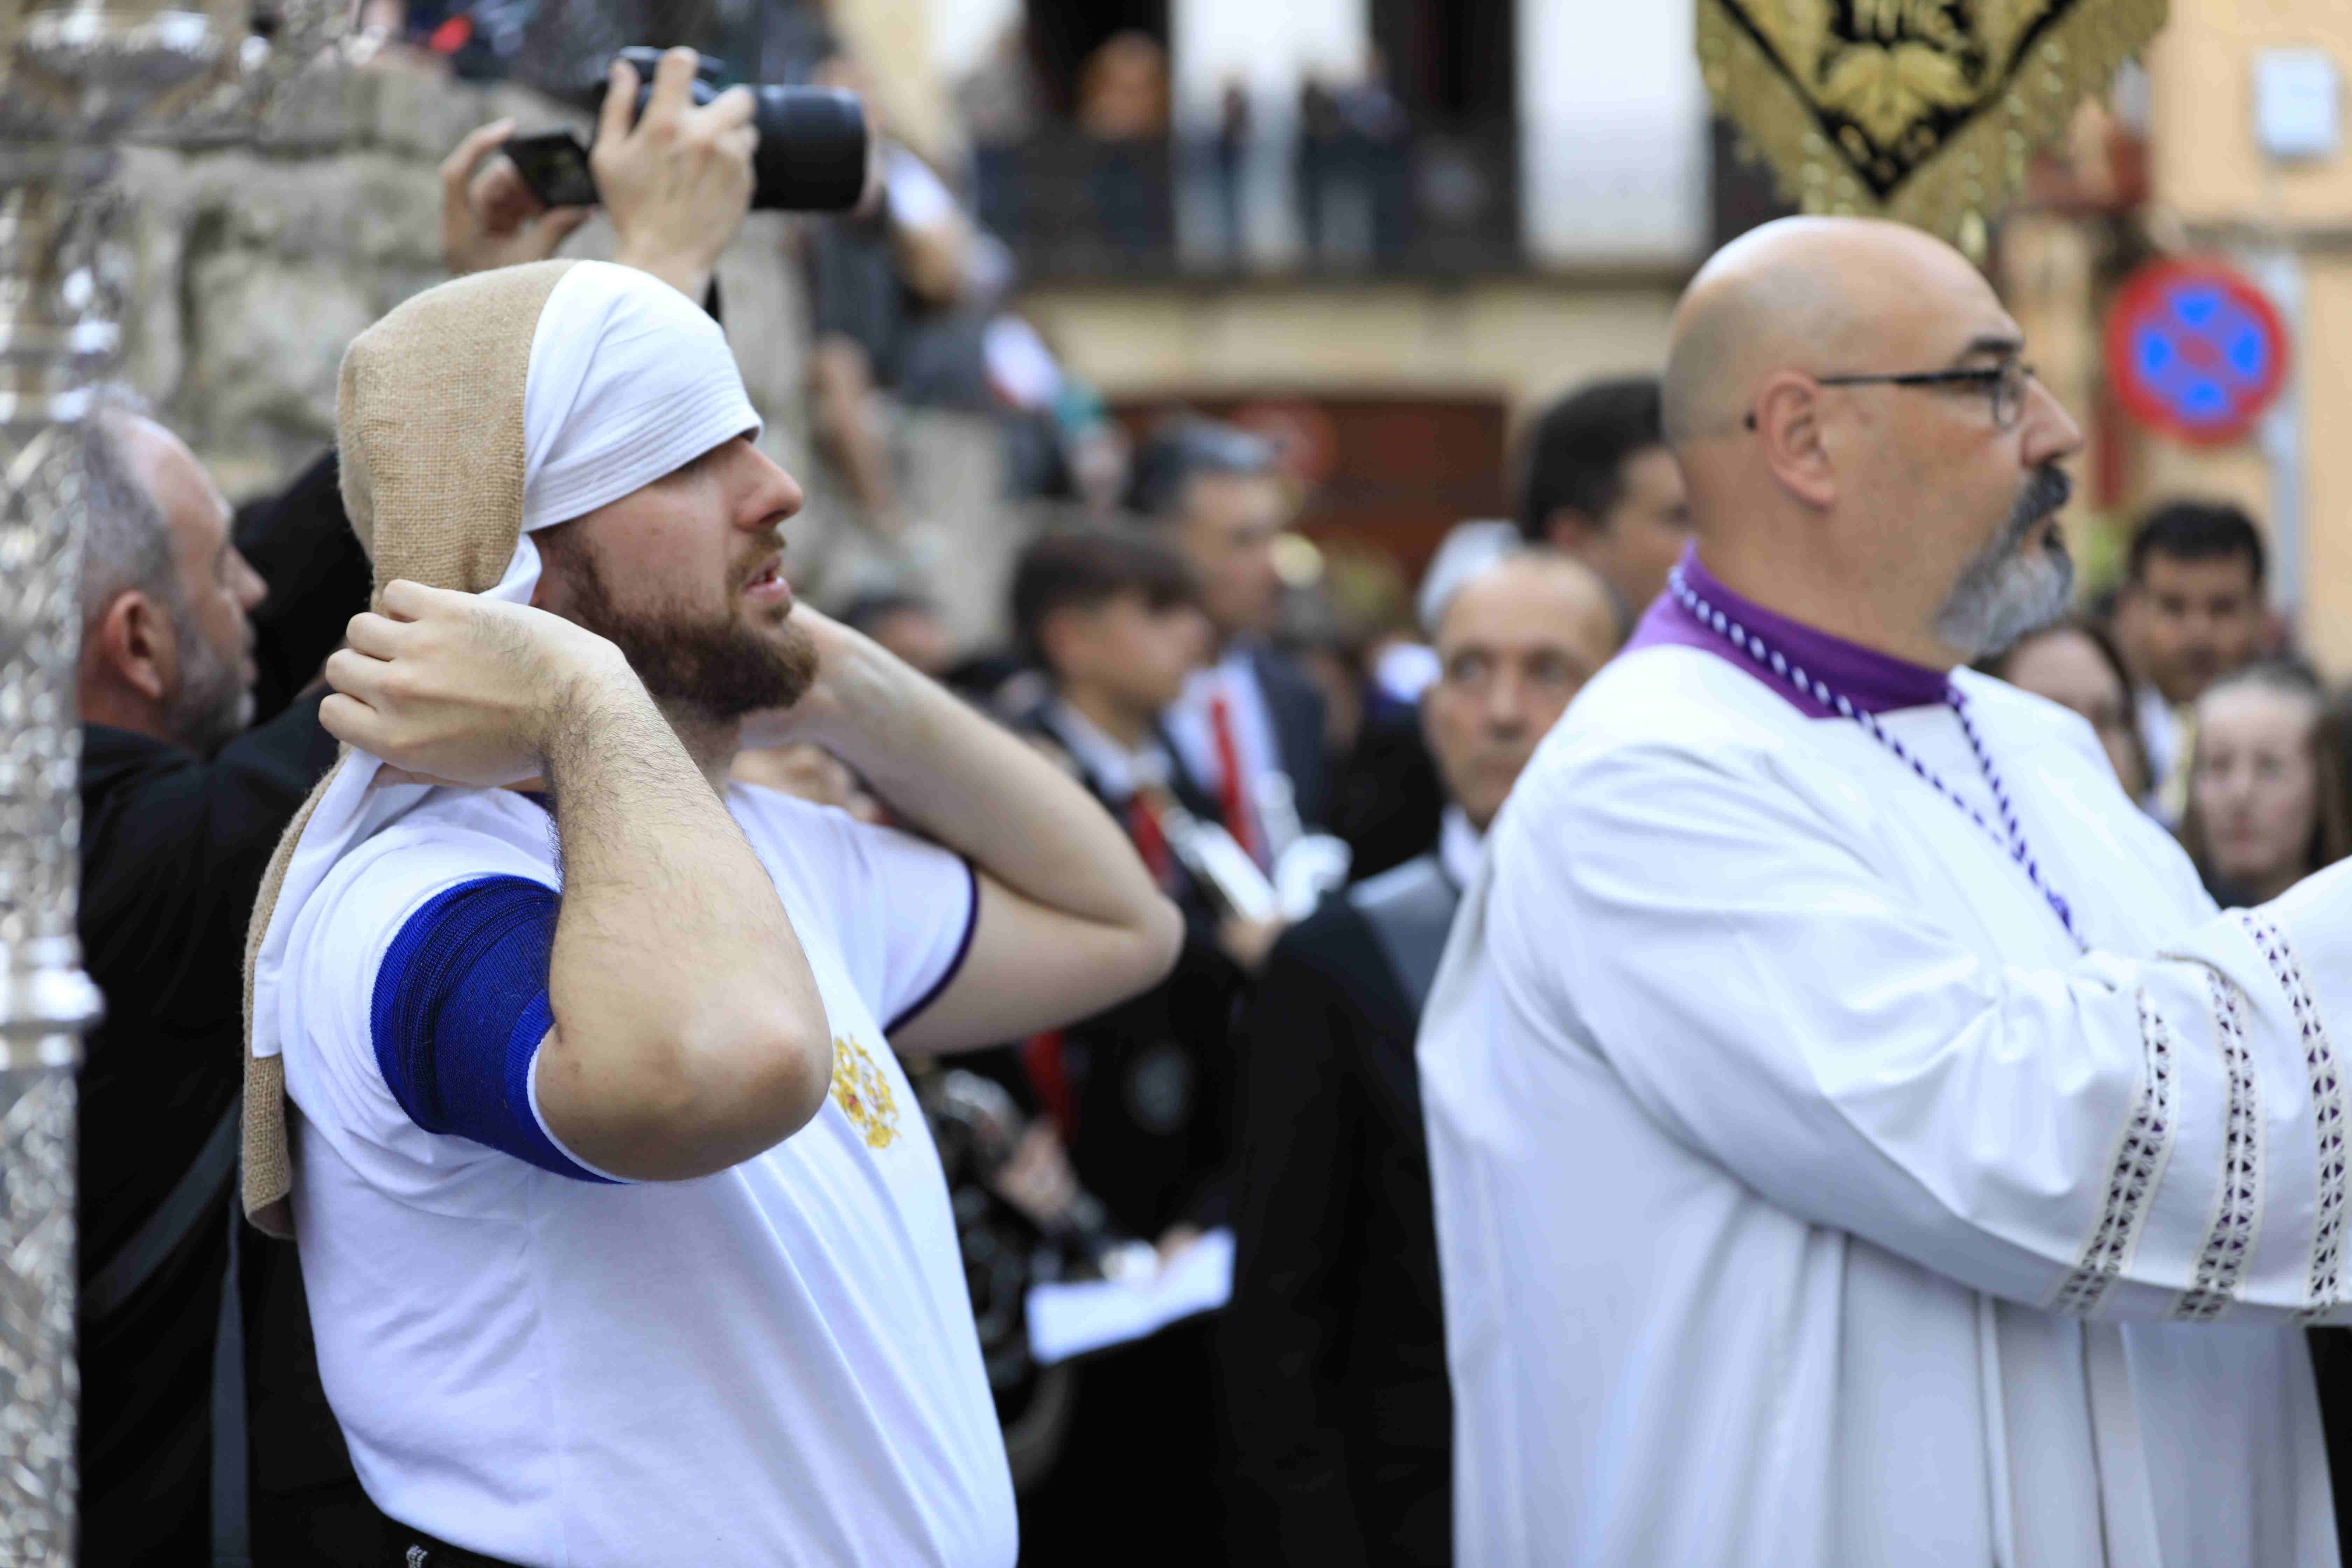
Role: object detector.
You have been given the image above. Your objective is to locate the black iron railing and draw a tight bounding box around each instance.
[976,120,1524,283]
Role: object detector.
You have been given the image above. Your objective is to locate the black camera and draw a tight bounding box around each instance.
[504,47,869,214]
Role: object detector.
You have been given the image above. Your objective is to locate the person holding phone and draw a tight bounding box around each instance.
[437,45,758,303]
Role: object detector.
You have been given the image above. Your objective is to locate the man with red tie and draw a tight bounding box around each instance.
[1000,525,1267,1559]
[1129,419,1329,918]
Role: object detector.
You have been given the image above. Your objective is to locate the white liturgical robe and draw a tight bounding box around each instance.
[1419,568,2352,1566]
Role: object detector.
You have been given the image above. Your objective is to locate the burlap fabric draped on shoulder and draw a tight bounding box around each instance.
[240,259,573,1236]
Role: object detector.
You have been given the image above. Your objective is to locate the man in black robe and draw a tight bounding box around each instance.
[1221,550,1618,1566]
[73,406,361,1564]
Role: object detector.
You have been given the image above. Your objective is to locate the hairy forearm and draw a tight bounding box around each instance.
[537,682,828,1177]
[821,651,1163,935]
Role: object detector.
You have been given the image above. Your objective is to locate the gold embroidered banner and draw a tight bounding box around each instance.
[1699,0,2167,253]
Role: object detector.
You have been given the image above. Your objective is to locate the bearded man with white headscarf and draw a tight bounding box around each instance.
[1420,215,2352,1567]
[241,251,1179,1568]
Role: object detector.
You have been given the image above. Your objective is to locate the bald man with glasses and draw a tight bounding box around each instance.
[1420,215,2352,1567]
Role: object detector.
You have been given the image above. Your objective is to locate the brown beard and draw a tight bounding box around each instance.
[543,535,818,720]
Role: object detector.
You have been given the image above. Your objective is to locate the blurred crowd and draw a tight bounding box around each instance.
[1988,499,2348,913]
[61,15,2352,1568]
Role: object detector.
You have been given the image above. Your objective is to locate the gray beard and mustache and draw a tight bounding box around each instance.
[166,608,254,757]
[1933,463,2076,660]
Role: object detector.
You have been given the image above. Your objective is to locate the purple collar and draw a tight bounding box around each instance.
[1626,546,1952,719]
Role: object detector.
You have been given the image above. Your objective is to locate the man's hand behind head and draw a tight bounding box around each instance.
[441,118,592,278]
[595,47,757,301]
[322,580,639,788]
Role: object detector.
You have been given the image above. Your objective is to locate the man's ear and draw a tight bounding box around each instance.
[1750,372,1836,510]
[90,590,176,703]
[1542,507,1604,552]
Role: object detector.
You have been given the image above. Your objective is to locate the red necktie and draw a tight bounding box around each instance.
[1125,793,1176,887]
[1022,1031,1076,1140]
[1208,688,1260,865]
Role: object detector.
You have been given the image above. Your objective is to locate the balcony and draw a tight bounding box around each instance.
[974,119,1524,285]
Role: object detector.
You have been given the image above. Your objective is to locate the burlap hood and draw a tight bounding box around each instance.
[238,260,571,1236]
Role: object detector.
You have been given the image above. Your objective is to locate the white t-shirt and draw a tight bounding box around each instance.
[275,783,1015,1568]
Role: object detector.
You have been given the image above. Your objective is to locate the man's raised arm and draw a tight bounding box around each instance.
[761,608,1183,1052]
[324,580,831,1180]
[440,47,755,303]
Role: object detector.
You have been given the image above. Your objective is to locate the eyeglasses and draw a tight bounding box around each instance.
[1743,361,2039,432]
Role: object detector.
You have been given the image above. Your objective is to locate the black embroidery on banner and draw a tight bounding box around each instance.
[1711,0,2077,202]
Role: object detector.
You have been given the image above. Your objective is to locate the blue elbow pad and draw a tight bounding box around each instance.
[370,875,615,1182]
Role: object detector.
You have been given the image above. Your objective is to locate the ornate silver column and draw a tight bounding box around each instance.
[0,0,343,1555]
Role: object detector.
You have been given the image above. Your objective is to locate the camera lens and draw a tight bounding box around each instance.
[749,88,867,213]
[613,51,869,214]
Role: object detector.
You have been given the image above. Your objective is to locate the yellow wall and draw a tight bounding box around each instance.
[2146,2,2352,228]
[2301,256,2352,673]
[826,0,959,166]
[1019,275,1681,426]
[2141,0,2352,672]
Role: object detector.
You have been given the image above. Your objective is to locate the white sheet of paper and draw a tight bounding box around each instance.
[1026,1227,1235,1366]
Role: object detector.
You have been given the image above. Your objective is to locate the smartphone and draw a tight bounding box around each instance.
[503,130,600,209]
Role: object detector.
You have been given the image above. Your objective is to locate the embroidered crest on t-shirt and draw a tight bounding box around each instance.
[830,1035,900,1149]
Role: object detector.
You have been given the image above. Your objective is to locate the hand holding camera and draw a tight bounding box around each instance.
[439,116,592,278]
[594,47,758,301]
[442,44,869,302]
[436,51,751,298]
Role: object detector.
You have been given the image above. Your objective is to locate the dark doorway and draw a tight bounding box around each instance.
[1710,120,1800,250]
[1360,0,1520,272]
[1114,393,1509,584]
[1369,0,1515,128]
[1026,0,1169,117]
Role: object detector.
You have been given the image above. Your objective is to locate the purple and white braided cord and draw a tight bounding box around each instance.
[1670,565,2084,949]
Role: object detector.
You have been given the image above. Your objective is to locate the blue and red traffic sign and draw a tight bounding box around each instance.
[2105,259,2289,446]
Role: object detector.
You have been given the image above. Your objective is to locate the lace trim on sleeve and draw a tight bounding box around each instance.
[2174,969,2264,1323]
[2234,911,2347,1320]
[2053,989,2177,1316]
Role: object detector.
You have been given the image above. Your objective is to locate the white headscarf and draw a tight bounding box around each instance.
[250,261,762,1061]
[489,259,764,605]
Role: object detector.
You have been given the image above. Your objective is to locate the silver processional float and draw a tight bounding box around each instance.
[0,0,345,1554]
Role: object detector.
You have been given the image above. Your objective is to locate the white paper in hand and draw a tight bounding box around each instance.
[1026,1227,1235,1366]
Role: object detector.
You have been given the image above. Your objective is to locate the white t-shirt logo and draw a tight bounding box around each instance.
[831,1033,902,1150]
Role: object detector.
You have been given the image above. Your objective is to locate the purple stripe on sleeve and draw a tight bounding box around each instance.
[886,858,982,1035]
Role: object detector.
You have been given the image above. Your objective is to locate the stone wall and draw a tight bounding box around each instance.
[111,61,814,503]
